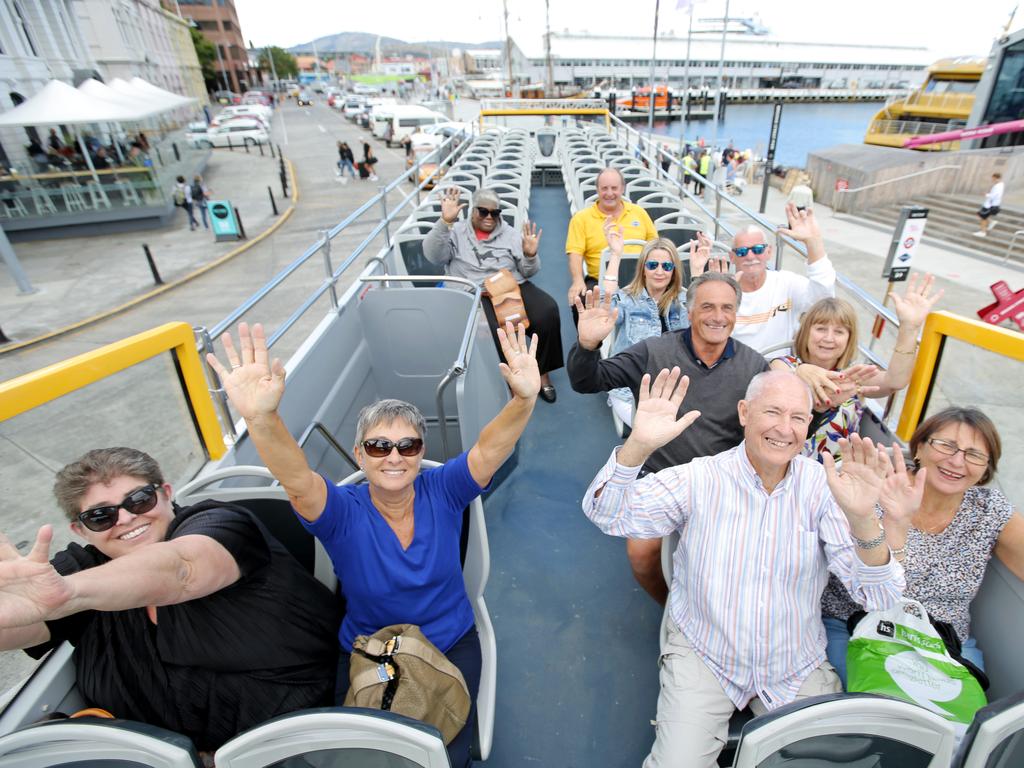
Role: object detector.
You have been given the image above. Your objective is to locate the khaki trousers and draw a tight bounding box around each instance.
[643,623,841,768]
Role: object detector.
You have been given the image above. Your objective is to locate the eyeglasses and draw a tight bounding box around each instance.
[77,484,159,532]
[361,437,424,458]
[927,438,990,467]
[645,260,675,272]
[475,207,501,219]
[732,243,768,258]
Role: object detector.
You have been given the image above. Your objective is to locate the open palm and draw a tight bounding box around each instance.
[496,321,541,400]
[890,273,943,329]
[823,435,889,522]
[574,287,618,350]
[0,526,71,629]
[630,368,701,454]
[205,322,286,422]
[878,443,926,529]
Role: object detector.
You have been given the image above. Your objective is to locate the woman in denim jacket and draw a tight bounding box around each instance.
[602,225,701,427]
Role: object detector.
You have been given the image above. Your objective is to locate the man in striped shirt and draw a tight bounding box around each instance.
[583,368,904,768]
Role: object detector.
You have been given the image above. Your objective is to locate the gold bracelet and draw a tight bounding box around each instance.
[893,347,916,355]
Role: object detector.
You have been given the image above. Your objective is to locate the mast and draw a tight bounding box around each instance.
[503,0,514,97]
[710,0,729,152]
[647,0,660,136]
[545,0,554,96]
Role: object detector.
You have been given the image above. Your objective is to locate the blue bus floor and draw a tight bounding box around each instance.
[483,186,662,766]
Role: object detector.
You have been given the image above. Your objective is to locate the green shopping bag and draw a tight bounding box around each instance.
[847,599,986,729]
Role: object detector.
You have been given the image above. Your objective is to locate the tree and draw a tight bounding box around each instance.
[258,47,299,80]
[190,27,218,90]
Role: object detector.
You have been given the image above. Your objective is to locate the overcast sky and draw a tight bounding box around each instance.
[234,0,1014,60]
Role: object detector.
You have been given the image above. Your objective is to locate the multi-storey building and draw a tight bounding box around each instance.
[177,0,252,93]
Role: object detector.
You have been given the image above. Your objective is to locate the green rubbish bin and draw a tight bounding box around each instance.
[208,200,240,242]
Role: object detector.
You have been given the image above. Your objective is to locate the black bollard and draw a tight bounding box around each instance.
[257,140,264,156]
[268,186,278,215]
[269,142,275,158]
[142,244,164,285]
[227,135,233,152]
[276,144,282,159]
[156,147,164,165]
[0,326,10,344]
[172,143,180,162]
[280,170,288,198]
[244,138,250,154]
[233,207,246,239]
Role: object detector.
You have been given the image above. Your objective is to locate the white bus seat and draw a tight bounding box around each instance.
[0,717,202,768]
[214,708,449,768]
[732,693,957,768]
[339,461,495,761]
[174,465,337,592]
[953,691,1024,768]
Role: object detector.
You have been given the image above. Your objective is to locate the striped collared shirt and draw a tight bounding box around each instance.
[582,442,904,711]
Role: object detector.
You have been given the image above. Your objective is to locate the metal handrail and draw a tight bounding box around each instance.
[359,274,483,461]
[834,165,962,197]
[297,421,359,471]
[1003,230,1024,264]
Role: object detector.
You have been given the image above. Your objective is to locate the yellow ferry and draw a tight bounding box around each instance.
[864,57,986,151]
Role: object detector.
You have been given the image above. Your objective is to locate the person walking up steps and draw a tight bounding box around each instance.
[974,173,1005,237]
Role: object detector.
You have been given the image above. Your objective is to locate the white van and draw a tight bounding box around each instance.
[379,105,450,147]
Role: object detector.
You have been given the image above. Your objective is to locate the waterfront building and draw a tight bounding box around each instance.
[71,0,204,105]
[178,0,253,93]
[508,30,931,93]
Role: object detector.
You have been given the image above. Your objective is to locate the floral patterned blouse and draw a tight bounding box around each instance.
[779,355,862,464]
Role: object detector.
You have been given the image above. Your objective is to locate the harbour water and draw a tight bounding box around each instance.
[647,101,884,168]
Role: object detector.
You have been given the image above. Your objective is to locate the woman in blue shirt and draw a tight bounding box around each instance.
[207,320,541,768]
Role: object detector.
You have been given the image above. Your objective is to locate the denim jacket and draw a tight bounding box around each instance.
[608,288,689,404]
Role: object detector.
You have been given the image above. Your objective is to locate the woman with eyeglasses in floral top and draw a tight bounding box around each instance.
[820,407,1024,686]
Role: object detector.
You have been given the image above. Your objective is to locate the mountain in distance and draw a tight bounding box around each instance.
[289,31,502,56]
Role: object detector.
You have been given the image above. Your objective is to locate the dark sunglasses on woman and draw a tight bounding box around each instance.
[362,437,425,458]
[645,260,675,272]
[77,484,160,532]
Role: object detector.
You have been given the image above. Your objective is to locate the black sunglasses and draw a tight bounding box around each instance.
[732,243,768,257]
[362,437,424,458]
[77,484,160,532]
[475,207,502,219]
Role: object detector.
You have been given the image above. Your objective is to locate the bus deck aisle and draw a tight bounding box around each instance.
[484,184,662,766]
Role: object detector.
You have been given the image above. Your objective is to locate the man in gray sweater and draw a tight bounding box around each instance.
[424,187,563,402]
[568,272,768,603]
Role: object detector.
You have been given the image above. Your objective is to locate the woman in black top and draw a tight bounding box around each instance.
[0,447,338,751]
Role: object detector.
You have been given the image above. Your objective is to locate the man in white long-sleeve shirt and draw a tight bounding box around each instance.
[582,369,905,768]
[974,172,1005,238]
[730,203,835,357]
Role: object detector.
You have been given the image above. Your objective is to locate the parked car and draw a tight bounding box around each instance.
[342,97,367,118]
[217,104,272,125]
[185,121,212,148]
[202,119,270,148]
[242,91,272,106]
[213,90,241,105]
[297,90,313,106]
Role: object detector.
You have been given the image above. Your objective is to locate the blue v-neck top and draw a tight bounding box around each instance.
[299,451,484,652]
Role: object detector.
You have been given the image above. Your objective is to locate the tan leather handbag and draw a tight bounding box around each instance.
[344,624,471,745]
[484,268,530,330]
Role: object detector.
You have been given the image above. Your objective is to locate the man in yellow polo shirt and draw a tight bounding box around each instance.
[565,167,657,310]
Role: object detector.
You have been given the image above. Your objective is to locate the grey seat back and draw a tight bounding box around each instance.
[214,708,450,768]
[954,691,1024,768]
[0,718,202,768]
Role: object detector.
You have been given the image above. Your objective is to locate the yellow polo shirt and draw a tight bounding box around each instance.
[565,202,658,279]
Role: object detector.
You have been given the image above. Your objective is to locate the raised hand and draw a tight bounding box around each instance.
[878,443,925,531]
[522,220,542,257]
[496,321,540,401]
[689,231,729,277]
[823,435,890,523]
[574,287,618,351]
[205,322,286,422]
[628,368,701,455]
[440,187,465,224]
[778,201,823,244]
[890,273,943,330]
[602,217,624,255]
[0,526,71,629]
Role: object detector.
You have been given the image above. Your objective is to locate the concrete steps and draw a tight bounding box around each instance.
[852,194,1024,264]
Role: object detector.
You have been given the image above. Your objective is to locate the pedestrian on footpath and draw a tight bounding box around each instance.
[173,175,198,231]
[362,141,379,182]
[974,173,1005,238]
[191,175,211,229]
[337,141,356,182]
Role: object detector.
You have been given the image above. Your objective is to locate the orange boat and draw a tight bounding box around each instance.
[616,85,672,112]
